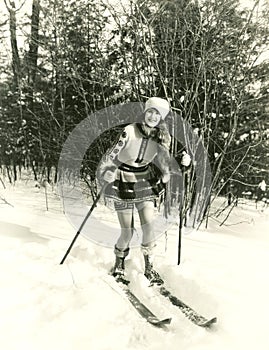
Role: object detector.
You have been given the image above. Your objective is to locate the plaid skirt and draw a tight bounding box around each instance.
[104,162,165,203]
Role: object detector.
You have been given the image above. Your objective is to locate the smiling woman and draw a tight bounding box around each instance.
[144,108,161,128]
[97,97,191,285]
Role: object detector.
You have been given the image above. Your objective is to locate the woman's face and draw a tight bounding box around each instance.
[144,108,161,128]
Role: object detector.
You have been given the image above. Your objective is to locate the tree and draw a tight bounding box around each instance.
[4,0,21,90]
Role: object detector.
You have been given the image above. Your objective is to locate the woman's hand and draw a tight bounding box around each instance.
[162,173,170,183]
[181,152,191,167]
[103,170,116,183]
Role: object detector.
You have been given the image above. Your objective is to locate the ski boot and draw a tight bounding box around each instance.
[142,245,164,286]
[110,246,130,285]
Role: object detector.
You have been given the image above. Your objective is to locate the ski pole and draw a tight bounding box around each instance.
[178,168,188,265]
[60,184,107,264]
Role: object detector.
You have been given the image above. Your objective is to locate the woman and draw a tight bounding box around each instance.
[98,97,191,285]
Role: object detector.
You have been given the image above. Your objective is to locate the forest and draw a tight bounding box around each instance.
[0,0,268,223]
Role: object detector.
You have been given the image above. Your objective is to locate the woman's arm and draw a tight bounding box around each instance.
[96,127,129,184]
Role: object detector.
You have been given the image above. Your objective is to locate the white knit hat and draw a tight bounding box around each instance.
[144,97,170,120]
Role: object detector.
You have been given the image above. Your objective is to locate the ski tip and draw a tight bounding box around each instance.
[198,317,217,328]
[150,317,172,328]
[161,317,172,325]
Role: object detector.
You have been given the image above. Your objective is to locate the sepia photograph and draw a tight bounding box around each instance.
[0,0,268,349]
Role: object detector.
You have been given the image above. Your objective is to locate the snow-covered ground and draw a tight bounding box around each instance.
[0,179,268,350]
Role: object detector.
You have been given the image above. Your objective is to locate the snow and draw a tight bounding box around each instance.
[0,180,269,350]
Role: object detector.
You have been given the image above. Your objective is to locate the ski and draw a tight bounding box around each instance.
[155,284,217,328]
[103,276,172,329]
[144,271,216,327]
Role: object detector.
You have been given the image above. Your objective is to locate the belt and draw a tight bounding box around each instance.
[118,162,149,173]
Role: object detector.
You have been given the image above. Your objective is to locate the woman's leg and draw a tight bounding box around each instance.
[136,200,155,246]
[111,204,134,281]
[136,200,164,285]
[115,207,134,250]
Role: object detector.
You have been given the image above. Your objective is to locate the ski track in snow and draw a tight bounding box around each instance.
[0,180,268,350]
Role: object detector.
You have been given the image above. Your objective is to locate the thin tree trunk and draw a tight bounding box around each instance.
[5,0,21,89]
[28,0,40,100]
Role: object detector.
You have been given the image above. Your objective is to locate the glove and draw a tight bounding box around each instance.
[103,170,116,183]
[162,173,170,183]
[181,152,191,167]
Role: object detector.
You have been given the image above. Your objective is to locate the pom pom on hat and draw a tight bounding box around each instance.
[144,97,170,120]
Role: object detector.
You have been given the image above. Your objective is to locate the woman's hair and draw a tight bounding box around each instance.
[156,119,171,150]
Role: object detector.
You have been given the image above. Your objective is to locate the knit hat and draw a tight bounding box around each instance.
[144,97,170,120]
